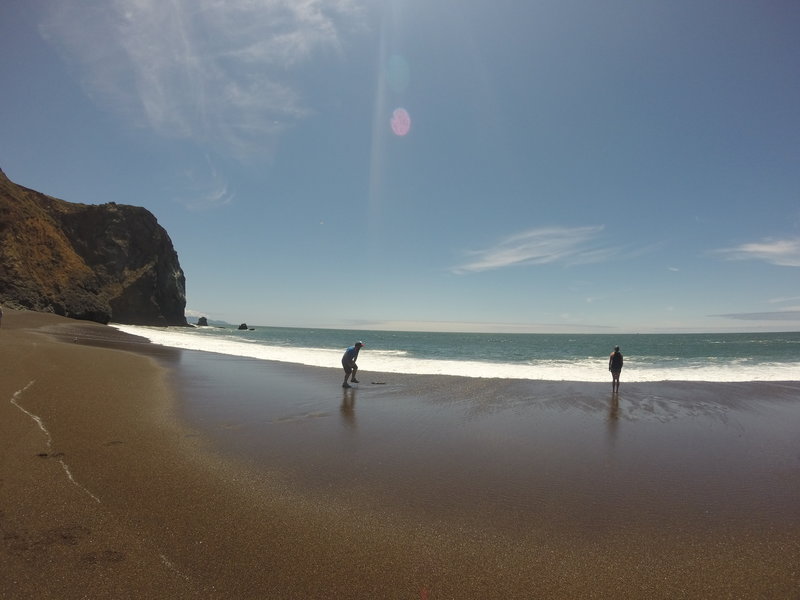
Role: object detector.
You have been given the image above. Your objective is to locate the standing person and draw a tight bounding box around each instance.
[342,341,364,388]
[609,345,623,393]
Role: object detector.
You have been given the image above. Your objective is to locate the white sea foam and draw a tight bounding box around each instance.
[112,325,799,382]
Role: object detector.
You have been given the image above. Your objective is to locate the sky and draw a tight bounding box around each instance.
[1,0,799,333]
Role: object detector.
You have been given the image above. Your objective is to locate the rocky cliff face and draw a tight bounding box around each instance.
[0,168,187,325]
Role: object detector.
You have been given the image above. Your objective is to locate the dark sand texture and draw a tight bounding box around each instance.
[2,309,799,599]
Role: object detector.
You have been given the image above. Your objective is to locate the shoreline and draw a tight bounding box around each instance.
[2,310,799,598]
[170,351,800,535]
[110,323,800,383]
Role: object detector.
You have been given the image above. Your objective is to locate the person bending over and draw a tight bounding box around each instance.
[342,341,364,388]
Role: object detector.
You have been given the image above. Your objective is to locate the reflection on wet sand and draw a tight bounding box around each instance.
[340,388,356,427]
[606,392,620,452]
[608,392,620,421]
[168,353,800,597]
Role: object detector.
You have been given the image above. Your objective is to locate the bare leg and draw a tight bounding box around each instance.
[350,366,359,383]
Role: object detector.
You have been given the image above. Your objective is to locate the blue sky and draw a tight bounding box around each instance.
[1,0,799,333]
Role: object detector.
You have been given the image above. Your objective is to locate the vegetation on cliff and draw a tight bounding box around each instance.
[0,168,186,325]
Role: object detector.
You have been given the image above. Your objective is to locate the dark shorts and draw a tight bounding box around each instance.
[610,368,622,376]
[342,362,354,374]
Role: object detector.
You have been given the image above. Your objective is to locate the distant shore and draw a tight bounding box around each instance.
[2,309,799,599]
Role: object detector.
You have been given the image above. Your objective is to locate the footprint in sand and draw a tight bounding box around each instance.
[39,525,92,547]
[272,411,330,424]
[6,524,92,556]
[220,423,244,430]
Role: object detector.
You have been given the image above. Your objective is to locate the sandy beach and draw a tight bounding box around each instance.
[2,309,799,599]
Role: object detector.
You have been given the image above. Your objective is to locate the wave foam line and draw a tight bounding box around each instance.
[11,380,101,504]
[112,325,800,382]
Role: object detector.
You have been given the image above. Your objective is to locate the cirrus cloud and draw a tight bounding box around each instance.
[713,237,800,267]
[39,0,366,158]
[452,225,617,274]
[713,310,800,321]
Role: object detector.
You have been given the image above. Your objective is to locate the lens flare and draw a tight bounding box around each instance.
[386,54,410,93]
[391,107,411,136]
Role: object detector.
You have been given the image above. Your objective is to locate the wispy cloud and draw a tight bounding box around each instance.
[188,178,234,211]
[452,226,616,274]
[713,311,800,321]
[342,319,615,333]
[171,156,235,210]
[40,0,366,158]
[713,237,800,267]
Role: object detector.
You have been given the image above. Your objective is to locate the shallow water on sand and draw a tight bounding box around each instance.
[59,323,800,596]
[170,351,800,540]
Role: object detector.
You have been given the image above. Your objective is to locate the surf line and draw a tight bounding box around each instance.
[11,380,101,504]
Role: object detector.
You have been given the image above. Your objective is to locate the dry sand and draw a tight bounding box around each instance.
[1,309,798,599]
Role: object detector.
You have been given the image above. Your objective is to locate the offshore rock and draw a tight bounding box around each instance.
[0,168,187,326]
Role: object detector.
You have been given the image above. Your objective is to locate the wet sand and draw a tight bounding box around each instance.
[2,310,799,598]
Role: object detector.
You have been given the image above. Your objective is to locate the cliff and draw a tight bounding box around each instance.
[0,168,187,326]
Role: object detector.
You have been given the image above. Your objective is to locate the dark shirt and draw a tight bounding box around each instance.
[342,345,360,365]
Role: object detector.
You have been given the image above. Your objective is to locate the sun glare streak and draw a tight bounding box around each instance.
[367,9,390,226]
[386,54,410,92]
[368,4,409,232]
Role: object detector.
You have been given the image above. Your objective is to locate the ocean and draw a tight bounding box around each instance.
[111,324,800,382]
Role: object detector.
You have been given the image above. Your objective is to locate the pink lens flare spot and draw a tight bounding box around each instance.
[391,107,411,136]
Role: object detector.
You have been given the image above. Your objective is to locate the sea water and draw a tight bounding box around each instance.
[110,324,800,382]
